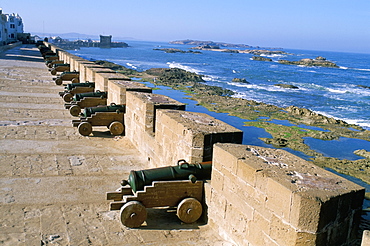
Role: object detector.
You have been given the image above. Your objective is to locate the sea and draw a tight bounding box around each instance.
[69,40,370,159]
[69,40,370,219]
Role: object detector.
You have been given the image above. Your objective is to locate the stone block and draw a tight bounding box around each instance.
[85,67,116,86]
[362,230,370,246]
[265,178,292,219]
[156,111,242,162]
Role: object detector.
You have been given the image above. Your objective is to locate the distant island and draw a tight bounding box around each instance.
[170,39,255,48]
[171,39,339,68]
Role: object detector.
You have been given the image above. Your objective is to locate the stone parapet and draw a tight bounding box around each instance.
[85,67,117,87]
[208,143,365,246]
[107,80,152,105]
[95,72,131,92]
[154,110,243,166]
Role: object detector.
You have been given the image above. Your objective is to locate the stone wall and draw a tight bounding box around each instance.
[207,143,365,246]
[44,42,366,245]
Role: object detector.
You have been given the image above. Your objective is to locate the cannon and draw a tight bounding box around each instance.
[59,82,95,102]
[38,45,54,57]
[106,160,212,228]
[72,103,125,136]
[65,90,108,116]
[50,63,70,75]
[54,71,80,85]
[46,59,64,68]
[44,54,59,62]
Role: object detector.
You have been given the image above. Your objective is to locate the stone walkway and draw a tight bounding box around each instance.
[0,45,233,246]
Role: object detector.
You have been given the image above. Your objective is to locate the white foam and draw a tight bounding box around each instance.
[126,63,138,69]
[339,66,349,70]
[167,61,204,74]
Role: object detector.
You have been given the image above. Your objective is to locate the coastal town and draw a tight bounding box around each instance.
[1,7,370,246]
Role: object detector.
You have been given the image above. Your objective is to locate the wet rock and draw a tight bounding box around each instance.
[274,83,299,89]
[278,57,339,68]
[232,78,249,84]
[354,149,370,159]
[252,56,272,62]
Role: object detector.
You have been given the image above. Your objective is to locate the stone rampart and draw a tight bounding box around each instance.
[207,143,365,245]
[44,42,366,245]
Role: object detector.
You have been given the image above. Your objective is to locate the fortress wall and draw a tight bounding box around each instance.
[85,67,116,88]
[46,43,366,245]
[95,73,131,92]
[208,143,365,246]
[107,80,152,105]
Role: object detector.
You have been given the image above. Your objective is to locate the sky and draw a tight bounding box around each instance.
[1,0,370,53]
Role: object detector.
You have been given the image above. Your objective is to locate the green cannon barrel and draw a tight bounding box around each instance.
[81,103,125,118]
[73,90,107,102]
[121,160,212,192]
[65,82,95,91]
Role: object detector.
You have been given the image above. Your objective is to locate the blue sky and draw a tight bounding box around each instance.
[1,0,370,53]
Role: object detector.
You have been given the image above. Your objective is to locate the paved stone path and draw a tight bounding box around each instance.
[0,45,233,246]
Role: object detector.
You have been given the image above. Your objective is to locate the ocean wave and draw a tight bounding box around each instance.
[167,61,204,74]
[126,63,138,69]
[203,75,220,82]
[353,68,370,72]
[261,54,287,58]
[339,66,349,70]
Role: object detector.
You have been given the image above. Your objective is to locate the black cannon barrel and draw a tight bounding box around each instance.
[65,82,95,91]
[121,160,212,192]
[73,90,107,102]
[53,63,70,68]
[81,103,125,118]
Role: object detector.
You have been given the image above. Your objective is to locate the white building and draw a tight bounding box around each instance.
[0,8,24,45]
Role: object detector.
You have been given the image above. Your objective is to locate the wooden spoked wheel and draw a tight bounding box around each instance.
[78,122,92,136]
[63,93,73,102]
[55,78,62,85]
[120,201,147,228]
[109,121,124,135]
[71,78,79,83]
[51,69,57,75]
[176,198,202,223]
[69,105,81,116]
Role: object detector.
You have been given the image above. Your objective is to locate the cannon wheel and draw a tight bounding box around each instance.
[78,122,92,136]
[55,78,62,85]
[109,121,124,135]
[176,197,202,224]
[51,69,57,75]
[63,93,73,102]
[71,78,79,83]
[69,105,81,117]
[47,63,53,68]
[120,201,147,228]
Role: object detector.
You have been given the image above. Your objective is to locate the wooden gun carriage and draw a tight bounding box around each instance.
[65,90,107,116]
[72,103,125,136]
[106,160,211,228]
[59,82,95,102]
[50,63,70,75]
[54,71,80,85]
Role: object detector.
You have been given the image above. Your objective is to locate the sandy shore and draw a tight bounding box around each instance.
[0,45,232,245]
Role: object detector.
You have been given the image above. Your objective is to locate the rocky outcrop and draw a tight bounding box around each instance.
[232,78,249,84]
[169,39,252,48]
[274,84,299,89]
[278,57,339,68]
[285,105,348,125]
[357,85,370,89]
[153,48,201,54]
[354,149,370,159]
[252,56,272,62]
[145,67,204,83]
